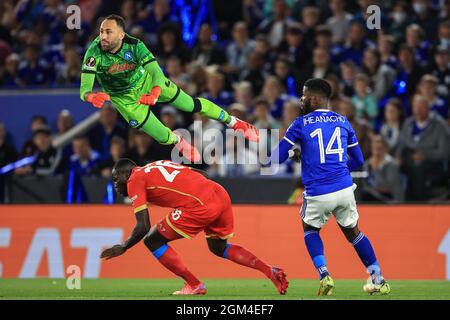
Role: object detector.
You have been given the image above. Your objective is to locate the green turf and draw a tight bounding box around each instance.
[0,279,449,300]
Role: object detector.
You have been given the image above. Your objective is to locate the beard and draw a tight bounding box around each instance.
[101,40,119,52]
[300,98,312,116]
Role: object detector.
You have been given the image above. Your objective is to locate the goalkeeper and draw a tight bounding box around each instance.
[80,15,259,162]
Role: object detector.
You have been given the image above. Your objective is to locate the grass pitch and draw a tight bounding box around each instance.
[1,279,449,300]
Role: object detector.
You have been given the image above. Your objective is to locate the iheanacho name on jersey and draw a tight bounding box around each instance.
[303,114,346,126]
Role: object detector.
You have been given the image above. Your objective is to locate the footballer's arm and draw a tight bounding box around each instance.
[80,72,96,101]
[123,208,151,250]
[100,208,150,260]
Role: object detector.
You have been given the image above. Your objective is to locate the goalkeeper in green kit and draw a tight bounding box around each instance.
[80,15,259,162]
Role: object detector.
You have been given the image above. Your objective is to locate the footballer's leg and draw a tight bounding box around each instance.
[158,82,259,142]
[204,186,288,295]
[206,237,288,295]
[301,195,334,296]
[339,224,390,295]
[143,224,207,295]
[303,221,334,296]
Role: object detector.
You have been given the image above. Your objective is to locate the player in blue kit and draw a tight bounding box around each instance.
[270,78,390,296]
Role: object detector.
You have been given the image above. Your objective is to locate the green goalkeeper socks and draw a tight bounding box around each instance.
[197,98,232,124]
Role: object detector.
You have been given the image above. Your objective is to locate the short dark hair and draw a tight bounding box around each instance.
[303,78,332,99]
[113,158,137,176]
[104,14,126,30]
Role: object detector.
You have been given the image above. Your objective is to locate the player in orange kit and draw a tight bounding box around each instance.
[100,158,288,295]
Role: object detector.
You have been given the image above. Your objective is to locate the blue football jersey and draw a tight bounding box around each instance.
[284,109,359,196]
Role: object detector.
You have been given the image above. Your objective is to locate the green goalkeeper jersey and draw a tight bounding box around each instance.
[80,33,174,127]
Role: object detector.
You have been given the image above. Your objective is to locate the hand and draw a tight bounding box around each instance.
[86,92,110,108]
[288,149,301,162]
[100,244,126,260]
[412,152,425,162]
[138,86,162,106]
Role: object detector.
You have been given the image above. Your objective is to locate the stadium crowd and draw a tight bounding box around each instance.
[0,0,449,203]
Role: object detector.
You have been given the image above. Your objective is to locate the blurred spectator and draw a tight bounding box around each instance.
[127,130,154,165]
[339,21,376,66]
[300,6,321,46]
[1,53,20,87]
[362,47,397,101]
[261,75,290,119]
[202,70,234,108]
[273,57,299,96]
[361,135,405,203]
[338,98,373,159]
[56,47,81,85]
[98,136,127,178]
[69,135,101,177]
[325,74,344,112]
[379,98,404,154]
[16,125,65,176]
[397,95,450,200]
[411,0,440,42]
[68,135,101,203]
[436,20,450,51]
[137,0,179,44]
[239,51,267,96]
[20,115,48,157]
[253,34,275,73]
[395,45,426,104]
[186,64,208,96]
[225,21,255,74]
[387,1,411,44]
[233,81,254,111]
[277,22,310,71]
[326,0,353,44]
[0,122,17,169]
[190,23,227,66]
[258,0,292,48]
[88,105,128,160]
[165,55,189,92]
[430,46,450,99]
[17,45,51,86]
[314,25,343,65]
[252,98,280,131]
[281,98,301,130]
[351,73,378,128]
[54,109,74,159]
[416,74,449,119]
[339,60,358,97]
[300,46,338,89]
[55,110,74,138]
[156,22,190,66]
[219,135,260,177]
[406,24,430,68]
[377,34,398,70]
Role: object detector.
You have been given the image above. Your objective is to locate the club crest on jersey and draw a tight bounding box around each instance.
[129,119,139,127]
[124,51,133,61]
[85,56,96,68]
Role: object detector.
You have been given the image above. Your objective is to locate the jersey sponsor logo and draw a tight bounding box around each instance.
[129,119,139,127]
[107,61,136,74]
[124,51,133,61]
[303,115,346,126]
[85,56,96,69]
[171,209,182,221]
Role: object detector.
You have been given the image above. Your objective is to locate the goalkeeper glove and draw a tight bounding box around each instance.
[138,86,162,106]
[86,92,110,108]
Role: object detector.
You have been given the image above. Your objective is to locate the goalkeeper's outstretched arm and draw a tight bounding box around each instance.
[80,72,96,101]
